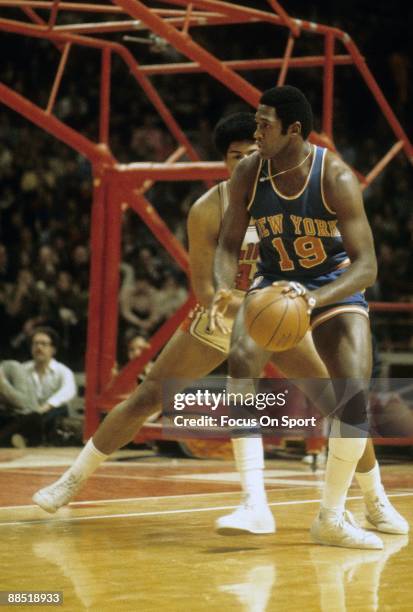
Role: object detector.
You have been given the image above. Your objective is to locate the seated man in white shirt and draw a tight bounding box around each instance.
[0,327,77,446]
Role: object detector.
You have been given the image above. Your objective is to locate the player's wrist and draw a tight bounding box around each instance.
[306,294,317,312]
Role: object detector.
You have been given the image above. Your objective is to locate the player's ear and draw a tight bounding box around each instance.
[289,121,302,136]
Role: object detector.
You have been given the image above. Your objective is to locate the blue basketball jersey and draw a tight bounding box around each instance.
[247,145,349,281]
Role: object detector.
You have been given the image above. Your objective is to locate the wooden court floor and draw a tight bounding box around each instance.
[0,447,412,612]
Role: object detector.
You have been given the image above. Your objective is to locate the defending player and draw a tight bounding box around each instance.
[209,87,408,548]
[32,113,406,542]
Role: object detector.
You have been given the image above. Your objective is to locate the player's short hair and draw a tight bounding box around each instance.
[213,112,256,157]
[260,86,313,139]
[31,326,60,350]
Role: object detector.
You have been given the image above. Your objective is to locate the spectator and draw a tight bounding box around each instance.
[111,332,152,382]
[7,269,49,356]
[34,244,59,288]
[119,275,163,336]
[126,333,151,362]
[0,326,76,446]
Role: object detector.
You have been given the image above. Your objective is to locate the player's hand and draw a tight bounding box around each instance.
[207,289,232,334]
[272,281,316,315]
[37,403,52,414]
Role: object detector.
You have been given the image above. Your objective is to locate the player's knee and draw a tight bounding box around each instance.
[228,340,260,378]
[336,389,368,426]
[328,418,367,462]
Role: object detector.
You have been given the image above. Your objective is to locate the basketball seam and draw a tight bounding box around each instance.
[246,296,285,333]
[292,297,304,347]
[290,298,299,348]
[263,299,290,350]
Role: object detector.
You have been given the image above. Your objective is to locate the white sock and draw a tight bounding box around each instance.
[66,438,108,482]
[355,462,384,499]
[321,454,357,514]
[321,421,367,514]
[232,437,267,505]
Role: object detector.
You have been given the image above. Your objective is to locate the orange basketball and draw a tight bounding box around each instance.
[244,283,310,352]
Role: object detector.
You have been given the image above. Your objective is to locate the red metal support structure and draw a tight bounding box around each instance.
[0,1,412,441]
[99,48,111,145]
[322,32,335,140]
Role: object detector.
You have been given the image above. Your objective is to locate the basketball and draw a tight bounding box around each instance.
[244,283,310,351]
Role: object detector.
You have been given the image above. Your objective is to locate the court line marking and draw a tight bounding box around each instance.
[0,468,233,483]
[0,459,228,470]
[0,487,317,512]
[0,492,412,527]
[0,467,324,485]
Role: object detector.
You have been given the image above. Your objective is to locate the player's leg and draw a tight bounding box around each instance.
[33,329,227,513]
[216,302,275,534]
[310,313,383,548]
[274,332,408,534]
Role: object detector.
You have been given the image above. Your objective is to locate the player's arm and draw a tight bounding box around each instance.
[209,156,256,331]
[310,152,377,308]
[214,156,256,291]
[187,187,222,308]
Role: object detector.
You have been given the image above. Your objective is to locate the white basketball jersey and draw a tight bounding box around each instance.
[219,181,259,292]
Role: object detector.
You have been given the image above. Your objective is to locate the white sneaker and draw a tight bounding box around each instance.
[215,501,275,535]
[33,472,83,513]
[365,493,409,535]
[311,508,383,550]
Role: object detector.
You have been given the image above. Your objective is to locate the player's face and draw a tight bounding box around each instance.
[225,140,257,176]
[254,105,289,159]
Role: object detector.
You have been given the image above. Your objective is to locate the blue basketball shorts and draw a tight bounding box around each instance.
[248,267,369,331]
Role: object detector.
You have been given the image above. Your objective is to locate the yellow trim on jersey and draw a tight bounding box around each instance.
[270,144,316,200]
[320,147,336,215]
[311,305,369,331]
[247,158,263,211]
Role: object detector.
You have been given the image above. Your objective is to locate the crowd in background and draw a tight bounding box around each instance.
[0,0,412,371]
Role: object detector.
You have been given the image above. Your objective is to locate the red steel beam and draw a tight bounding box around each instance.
[48,0,60,28]
[21,6,63,49]
[54,20,145,34]
[21,5,47,24]
[113,0,262,107]
[52,13,259,35]
[342,35,413,163]
[3,1,125,13]
[99,47,111,144]
[277,33,295,86]
[0,81,111,164]
[126,189,191,273]
[135,144,187,194]
[5,0,354,39]
[267,0,300,37]
[150,0,288,28]
[99,182,123,390]
[0,18,202,162]
[363,141,405,188]
[146,0,348,38]
[84,172,109,438]
[322,32,335,139]
[181,2,193,36]
[112,161,228,184]
[138,56,354,75]
[4,2,223,17]
[45,41,71,114]
[96,293,197,410]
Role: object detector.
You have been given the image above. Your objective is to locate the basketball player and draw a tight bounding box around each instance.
[32,113,406,543]
[209,86,408,548]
